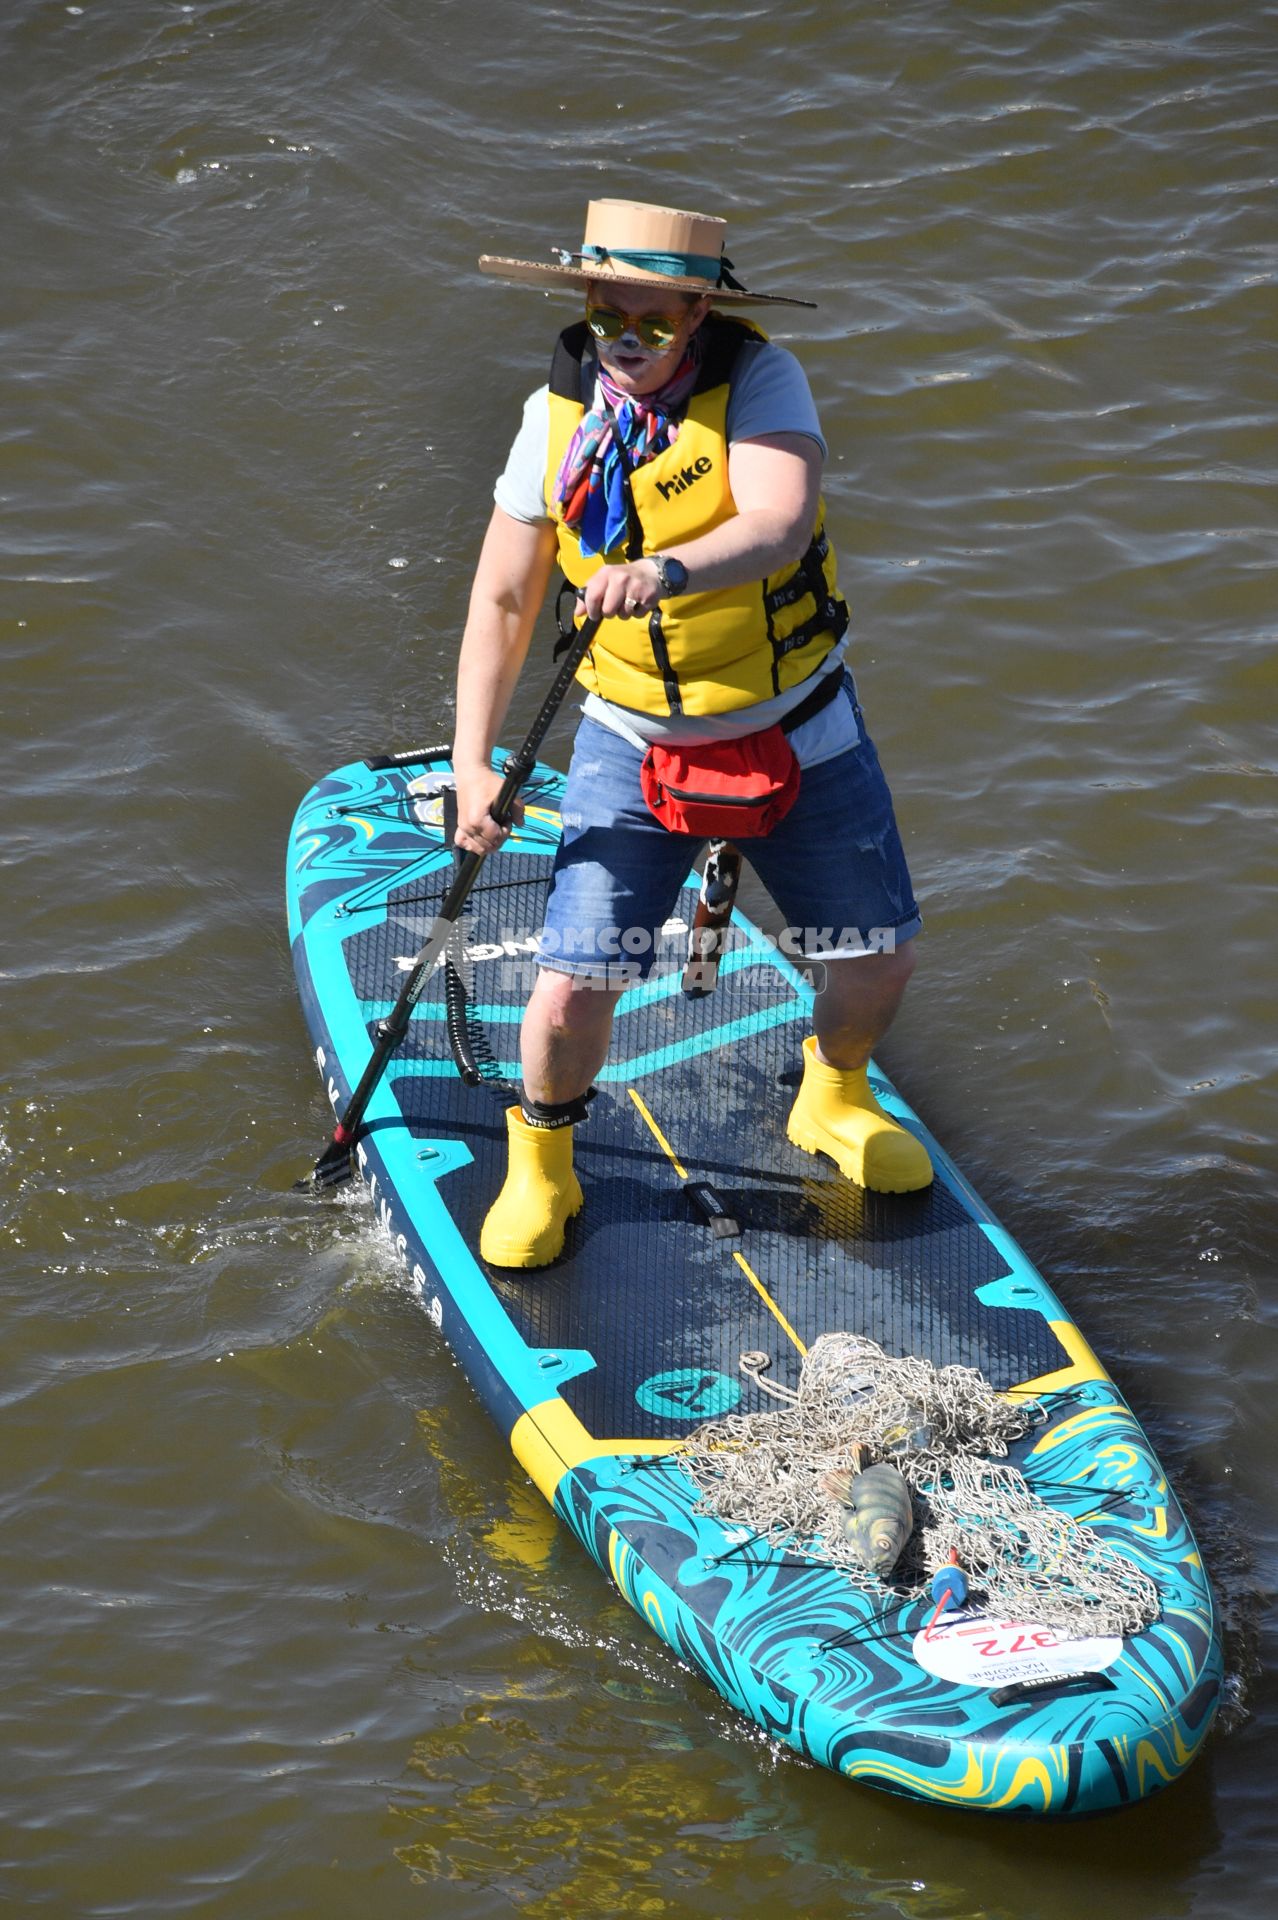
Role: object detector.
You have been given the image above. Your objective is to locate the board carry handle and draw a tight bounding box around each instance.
[362,743,454,771]
[301,612,602,1190]
[988,1671,1118,1708]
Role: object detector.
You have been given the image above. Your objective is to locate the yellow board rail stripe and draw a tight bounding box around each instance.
[1011,1319,1110,1399]
[510,1398,680,1503]
[627,1086,806,1357]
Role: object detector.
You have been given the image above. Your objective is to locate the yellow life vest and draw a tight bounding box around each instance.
[544,314,848,717]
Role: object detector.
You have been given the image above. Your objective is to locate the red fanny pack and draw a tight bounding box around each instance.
[639,725,800,839]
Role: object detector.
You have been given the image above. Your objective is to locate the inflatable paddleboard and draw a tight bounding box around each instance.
[287,746,1221,1816]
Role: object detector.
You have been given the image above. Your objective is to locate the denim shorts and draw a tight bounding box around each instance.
[537,701,922,984]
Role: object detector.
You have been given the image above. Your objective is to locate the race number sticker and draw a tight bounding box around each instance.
[913,1613,1122,1689]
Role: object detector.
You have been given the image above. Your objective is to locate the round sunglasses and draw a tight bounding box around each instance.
[585,304,686,352]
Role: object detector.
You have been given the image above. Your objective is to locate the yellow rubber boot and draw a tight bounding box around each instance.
[480,1107,584,1269]
[786,1036,933,1194]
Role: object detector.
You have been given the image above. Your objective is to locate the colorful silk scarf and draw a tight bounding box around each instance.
[555,345,701,559]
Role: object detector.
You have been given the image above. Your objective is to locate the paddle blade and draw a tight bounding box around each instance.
[298,1133,357,1192]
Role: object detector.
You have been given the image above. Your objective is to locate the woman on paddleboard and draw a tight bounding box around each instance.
[452,198,930,1267]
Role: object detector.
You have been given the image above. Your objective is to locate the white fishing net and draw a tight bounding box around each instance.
[681,1333,1161,1640]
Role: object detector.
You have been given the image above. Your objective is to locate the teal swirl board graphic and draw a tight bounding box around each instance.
[287,749,1222,1816]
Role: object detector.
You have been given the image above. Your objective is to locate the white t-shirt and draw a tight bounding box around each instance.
[493,342,856,765]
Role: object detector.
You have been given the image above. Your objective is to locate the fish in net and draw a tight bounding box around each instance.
[681,1333,1161,1640]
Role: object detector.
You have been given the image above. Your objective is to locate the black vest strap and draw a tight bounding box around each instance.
[779,661,846,733]
[764,528,849,666]
[549,321,593,401]
[690,312,766,393]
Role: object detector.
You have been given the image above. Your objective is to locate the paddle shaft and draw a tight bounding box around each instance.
[308,613,601,1181]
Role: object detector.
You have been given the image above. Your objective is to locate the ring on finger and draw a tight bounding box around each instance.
[624,596,640,612]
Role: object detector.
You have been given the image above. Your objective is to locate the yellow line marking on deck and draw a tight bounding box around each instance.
[627,1087,806,1357]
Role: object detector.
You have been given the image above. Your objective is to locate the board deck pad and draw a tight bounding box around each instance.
[288,750,1222,1816]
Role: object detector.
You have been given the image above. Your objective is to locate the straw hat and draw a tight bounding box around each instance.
[478,198,816,309]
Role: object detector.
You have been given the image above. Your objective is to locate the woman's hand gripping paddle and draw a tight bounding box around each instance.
[300,614,602,1191]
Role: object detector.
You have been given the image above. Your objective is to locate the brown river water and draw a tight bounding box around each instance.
[2,2,1274,1914]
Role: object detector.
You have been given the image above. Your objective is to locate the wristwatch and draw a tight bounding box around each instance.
[648,553,690,597]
